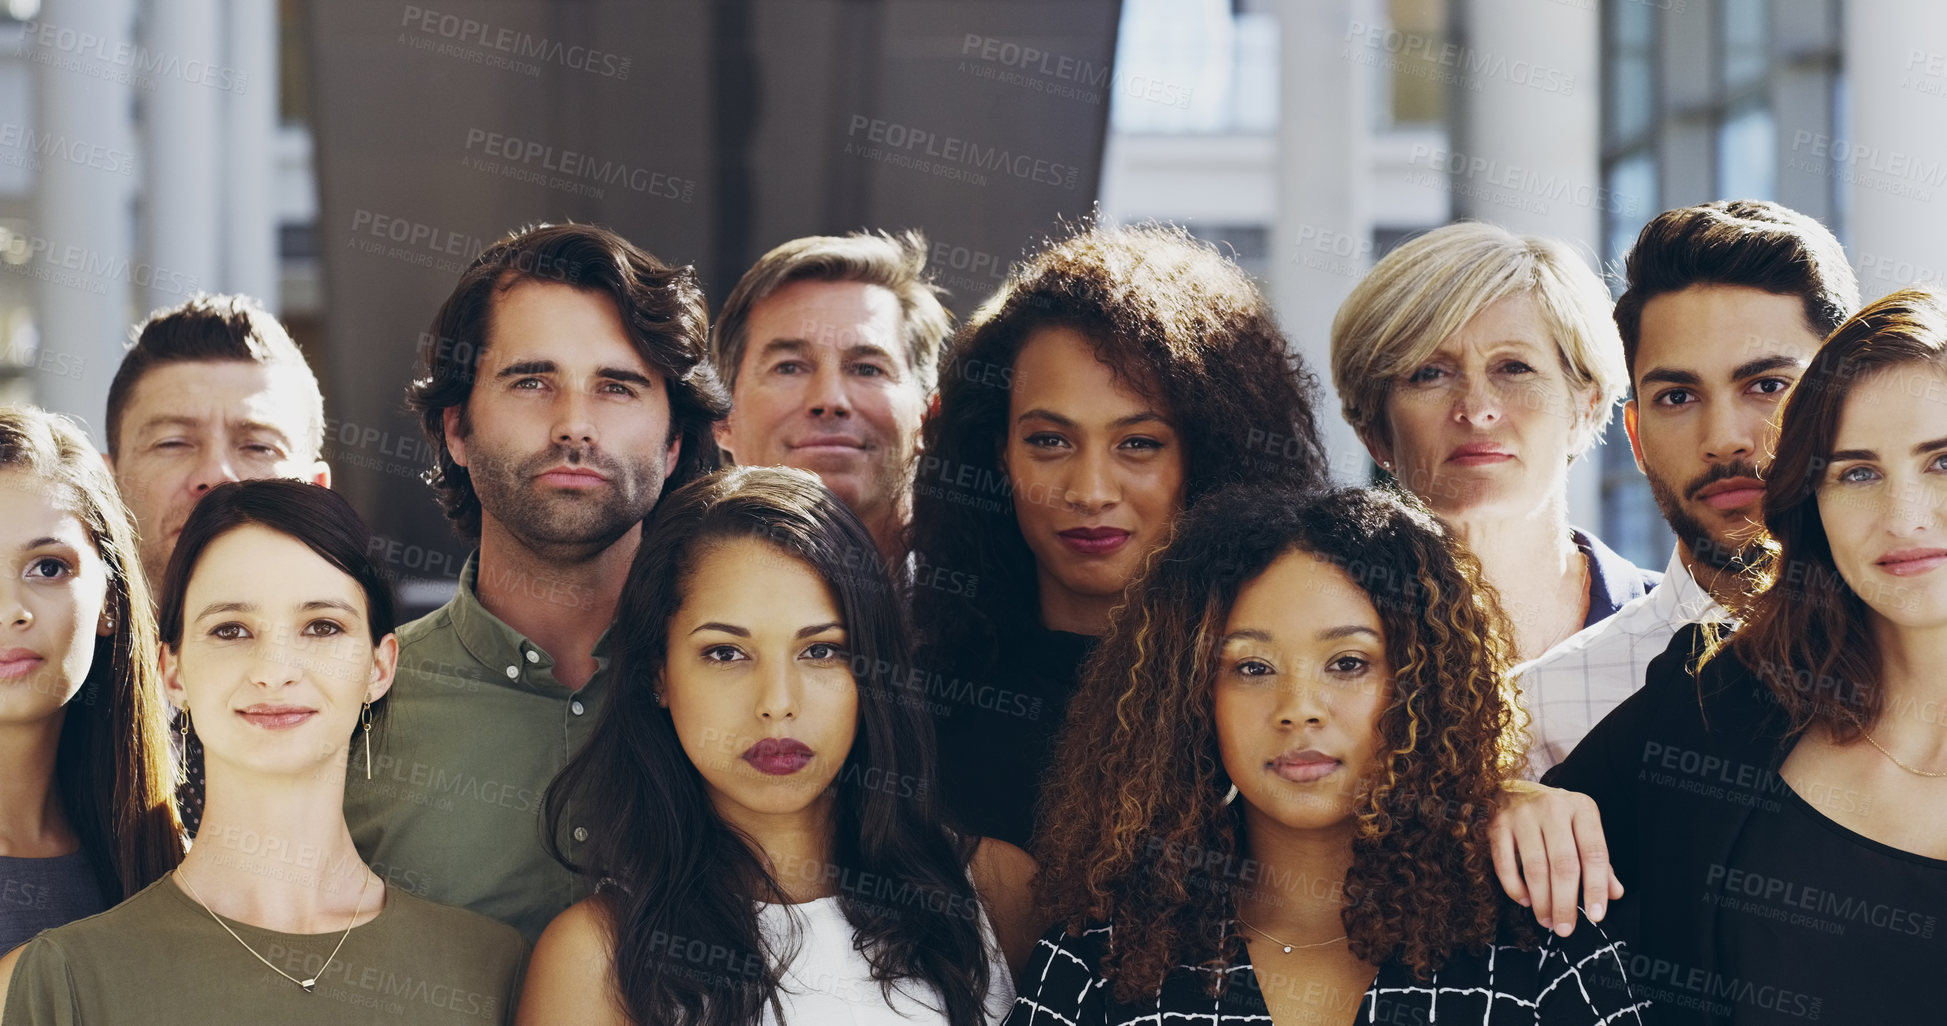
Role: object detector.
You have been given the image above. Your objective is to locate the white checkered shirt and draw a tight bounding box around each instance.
[1514,548,1729,777]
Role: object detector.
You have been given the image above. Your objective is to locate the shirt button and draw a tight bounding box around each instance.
[570,700,585,716]
[572,827,589,842]
[524,649,540,664]
[504,665,519,679]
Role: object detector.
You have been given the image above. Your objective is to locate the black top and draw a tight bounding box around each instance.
[1546,624,1947,1025]
[1005,913,1645,1025]
[0,851,105,953]
[931,623,1097,850]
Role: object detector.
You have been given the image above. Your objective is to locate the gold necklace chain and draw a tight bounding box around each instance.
[176,869,372,993]
[1236,916,1347,955]
[1862,730,1947,778]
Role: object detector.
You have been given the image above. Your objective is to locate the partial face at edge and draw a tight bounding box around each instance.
[0,471,112,727]
[1816,360,1947,629]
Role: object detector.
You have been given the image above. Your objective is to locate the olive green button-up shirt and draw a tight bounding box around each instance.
[344,554,611,943]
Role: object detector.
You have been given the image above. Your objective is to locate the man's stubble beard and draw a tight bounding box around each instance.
[1643,459,1766,574]
[466,441,666,563]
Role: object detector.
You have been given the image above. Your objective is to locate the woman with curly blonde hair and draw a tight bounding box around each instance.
[1007,484,1644,1025]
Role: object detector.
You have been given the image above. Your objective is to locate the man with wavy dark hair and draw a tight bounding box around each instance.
[344,222,729,940]
[1520,200,1858,774]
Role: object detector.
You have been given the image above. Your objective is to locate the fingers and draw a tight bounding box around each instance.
[1490,816,1530,909]
[1573,804,1612,929]
[1515,816,1557,932]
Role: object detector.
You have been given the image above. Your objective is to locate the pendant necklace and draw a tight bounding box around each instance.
[177,868,372,993]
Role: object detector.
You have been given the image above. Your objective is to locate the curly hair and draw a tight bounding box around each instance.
[1034,483,1530,1002]
[909,222,1329,675]
[1714,287,1947,740]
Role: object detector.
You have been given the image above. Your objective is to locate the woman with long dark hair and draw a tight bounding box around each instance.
[1547,287,1947,1024]
[908,223,1331,849]
[0,406,180,952]
[519,466,1035,1026]
[1009,483,1643,1024]
[1,479,525,1023]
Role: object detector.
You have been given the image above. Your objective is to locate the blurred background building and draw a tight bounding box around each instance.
[3,0,1946,576]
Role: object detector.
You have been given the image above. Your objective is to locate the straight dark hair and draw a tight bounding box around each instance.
[1719,287,1947,740]
[545,466,990,1026]
[406,222,731,540]
[0,406,182,900]
[157,479,397,748]
[1613,200,1859,383]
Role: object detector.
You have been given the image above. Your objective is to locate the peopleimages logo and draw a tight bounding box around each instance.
[844,115,1080,190]
[18,20,249,92]
[399,5,632,79]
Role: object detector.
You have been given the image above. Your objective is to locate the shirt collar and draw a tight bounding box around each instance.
[1654,545,1732,624]
[1573,528,1654,626]
[447,552,612,694]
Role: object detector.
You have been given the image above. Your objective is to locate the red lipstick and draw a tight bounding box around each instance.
[742,737,815,775]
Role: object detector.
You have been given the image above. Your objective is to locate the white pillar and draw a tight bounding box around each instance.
[1841,0,1947,301]
[223,0,277,308]
[29,0,139,439]
[143,0,223,311]
[1451,0,1604,528]
[1270,0,1373,484]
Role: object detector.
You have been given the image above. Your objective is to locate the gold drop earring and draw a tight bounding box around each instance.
[360,701,374,779]
[177,706,192,784]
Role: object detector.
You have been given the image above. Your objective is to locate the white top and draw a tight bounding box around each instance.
[1513,547,1730,777]
[757,894,1015,1025]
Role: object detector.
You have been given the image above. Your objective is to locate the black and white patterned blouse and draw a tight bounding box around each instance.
[1004,911,1648,1026]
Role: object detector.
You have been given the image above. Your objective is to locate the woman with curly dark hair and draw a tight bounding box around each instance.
[1008,484,1644,1025]
[908,223,1331,849]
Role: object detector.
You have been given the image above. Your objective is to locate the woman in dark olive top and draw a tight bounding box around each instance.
[909,223,1332,849]
[1010,484,1645,1026]
[1,481,524,1024]
[1547,288,1947,1025]
[0,408,180,953]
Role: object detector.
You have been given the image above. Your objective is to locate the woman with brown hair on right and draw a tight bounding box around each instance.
[0,406,181,953]
[1008,483,1643,1025]
[1547,287,1947,1025]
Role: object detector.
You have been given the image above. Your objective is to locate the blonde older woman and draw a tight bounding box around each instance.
[1331,221,1653,662]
